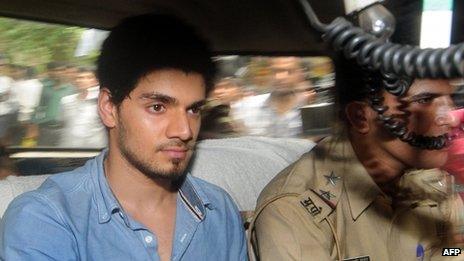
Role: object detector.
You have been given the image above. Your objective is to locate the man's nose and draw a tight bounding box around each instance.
[275,71,289,80]
[435,97,458,126]
[166,111,193,141]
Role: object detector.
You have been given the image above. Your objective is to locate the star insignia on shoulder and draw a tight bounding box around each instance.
[319,189,335,201]
[324,171,341,186]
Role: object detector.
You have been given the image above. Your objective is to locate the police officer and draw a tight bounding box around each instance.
[248,55,464,260]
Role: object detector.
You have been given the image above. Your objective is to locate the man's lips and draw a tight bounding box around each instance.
[161,147,189,159]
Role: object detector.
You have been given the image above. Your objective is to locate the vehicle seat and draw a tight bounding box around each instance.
[0,136,314,218]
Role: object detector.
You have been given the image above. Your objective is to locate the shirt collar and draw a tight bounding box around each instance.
[91,150,212,224]
[84,86,100,100]
[322,138,382,221]
[263,93,302,113]
[91,149,121,223]
[178,175,212,221]
[343,157,382,220]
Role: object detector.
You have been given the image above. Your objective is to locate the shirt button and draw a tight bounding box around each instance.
[145,236,153,244]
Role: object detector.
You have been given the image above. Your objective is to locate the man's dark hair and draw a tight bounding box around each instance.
[47,61,67,70]
[97,13,216,106]
[77,66,96,74]
[0,54,9,64]
[333,54,383,122]
[25,66,37,79]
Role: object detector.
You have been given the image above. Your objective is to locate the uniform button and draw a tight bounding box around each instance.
[145,236,153,244]
[101,213,108,219]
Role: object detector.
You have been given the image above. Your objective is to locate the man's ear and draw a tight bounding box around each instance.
[345,101,371,134]
[98,88,117,128]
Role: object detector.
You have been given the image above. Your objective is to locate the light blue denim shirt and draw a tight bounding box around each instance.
[0,151,247,260]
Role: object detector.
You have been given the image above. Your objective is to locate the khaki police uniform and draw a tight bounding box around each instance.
[249,137,464,261]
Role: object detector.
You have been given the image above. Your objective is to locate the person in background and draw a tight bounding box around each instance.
[26,62,76,146]
[7,66,43,145]
[0,54,13,92]
[237,57,314,138]
[59,66,107,148]
[199,77,246,139]
[0,56,19,145]
[64,64,79,85]
[10,66,43,123]
[245,57,273,95]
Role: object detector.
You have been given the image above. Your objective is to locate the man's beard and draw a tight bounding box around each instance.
[117,119,193,183]
[272,83,295,97]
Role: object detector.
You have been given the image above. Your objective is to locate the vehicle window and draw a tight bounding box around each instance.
[0,16,335,150]
[0,17,107,149]
[203,56,335,140]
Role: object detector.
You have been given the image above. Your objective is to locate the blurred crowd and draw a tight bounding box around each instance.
[0,54,107,148]
[200,56,335,139]
[0,54,335,149]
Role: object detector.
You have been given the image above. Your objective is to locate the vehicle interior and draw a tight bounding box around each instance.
[0,0,463,218]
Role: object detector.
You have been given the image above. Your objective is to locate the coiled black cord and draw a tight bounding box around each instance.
[323,17,464,82]
[297,0,464,91]
[297,0,458,149]
[329,17,457,149]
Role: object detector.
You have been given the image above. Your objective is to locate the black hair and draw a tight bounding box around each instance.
[97,13,216,106]
[333,54,383,122]
[25,66,36,79]
[47,61,67,70]
[0,54,9,64]
[10,64,23,70]
[77,66,96,74]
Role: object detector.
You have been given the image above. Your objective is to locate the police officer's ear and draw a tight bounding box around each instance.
[98,88,117,129]
[345,101,372,134]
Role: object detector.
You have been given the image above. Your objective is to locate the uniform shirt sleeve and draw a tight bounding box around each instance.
[254,197,333,261]
[0,192,78,261]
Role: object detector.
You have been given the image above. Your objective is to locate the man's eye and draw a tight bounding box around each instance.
[188,106,202,115]
[415,96,434,104]
[150,104,166,112]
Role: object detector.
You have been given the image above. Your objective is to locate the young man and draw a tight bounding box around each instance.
[237,57,314,138]
[0,14,247,260]
[28,61,76,146]
[0,55,19,144]
[59,66,107,148]
[249,56,464,260]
